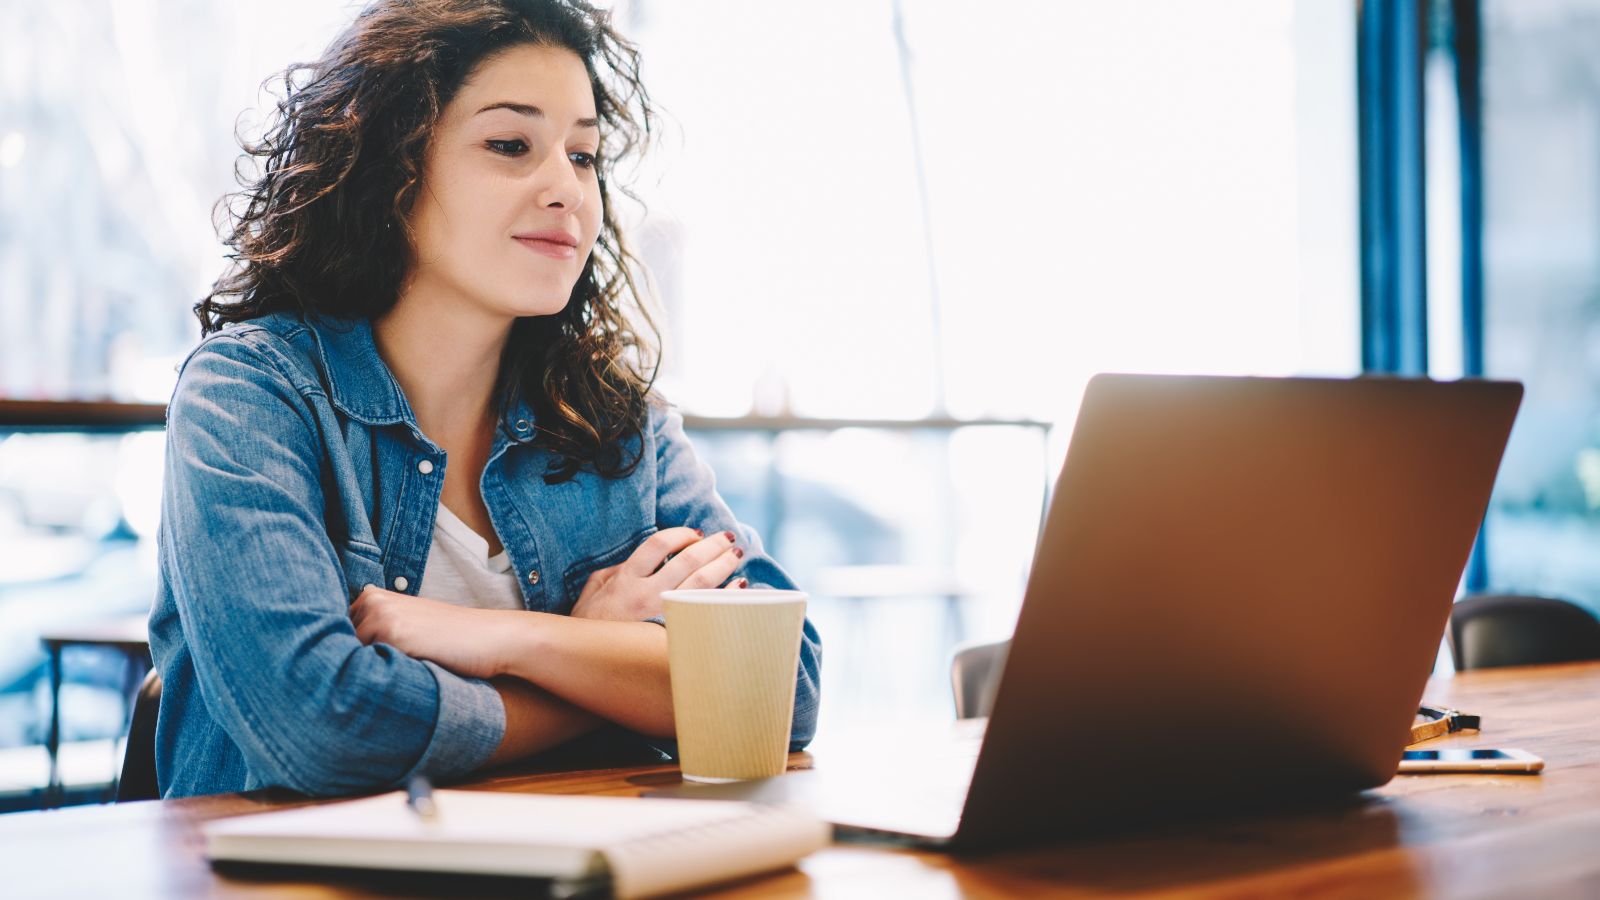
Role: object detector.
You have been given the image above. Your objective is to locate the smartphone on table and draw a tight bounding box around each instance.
[1397,748,1544,773]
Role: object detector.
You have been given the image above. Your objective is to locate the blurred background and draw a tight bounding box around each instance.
[2,0,1598,809]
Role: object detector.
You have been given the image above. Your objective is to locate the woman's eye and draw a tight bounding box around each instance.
[569,151,597,169]
[486,138,527,156]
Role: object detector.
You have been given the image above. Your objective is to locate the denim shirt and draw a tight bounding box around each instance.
[150,312,821,798]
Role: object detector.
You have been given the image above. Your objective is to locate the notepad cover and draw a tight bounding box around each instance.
[202,789,829,898]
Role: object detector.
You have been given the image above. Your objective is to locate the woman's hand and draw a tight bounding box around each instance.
[571,527,747,622]
[349,586,521,680]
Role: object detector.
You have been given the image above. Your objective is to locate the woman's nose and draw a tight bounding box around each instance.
[534,146,583,211]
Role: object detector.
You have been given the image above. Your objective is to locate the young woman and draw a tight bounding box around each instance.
[149,0,820,798]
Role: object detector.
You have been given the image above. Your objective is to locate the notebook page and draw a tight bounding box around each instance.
[603,802,830,897]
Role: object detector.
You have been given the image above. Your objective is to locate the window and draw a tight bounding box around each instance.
[1,1,1371,787]
[629,0,1360,427]
[0,1,352,801]
[1477,0,1600,615]
[628,0,1362,728]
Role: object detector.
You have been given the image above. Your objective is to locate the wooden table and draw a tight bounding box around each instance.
[4,662,1599,898]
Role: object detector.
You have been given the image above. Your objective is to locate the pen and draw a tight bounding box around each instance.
[406,774,438,822]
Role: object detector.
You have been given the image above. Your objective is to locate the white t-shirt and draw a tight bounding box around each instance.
[418,502,526,611]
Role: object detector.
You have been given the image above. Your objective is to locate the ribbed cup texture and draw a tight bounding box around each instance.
[665,597,807,781]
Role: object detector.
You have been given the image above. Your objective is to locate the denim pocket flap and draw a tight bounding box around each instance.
[561,527,655,609]
[338,539,385,599]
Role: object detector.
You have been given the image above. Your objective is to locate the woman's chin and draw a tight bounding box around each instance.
[496,296,572,320]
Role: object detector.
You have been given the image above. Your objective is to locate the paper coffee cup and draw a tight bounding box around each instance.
[662,589,808,783]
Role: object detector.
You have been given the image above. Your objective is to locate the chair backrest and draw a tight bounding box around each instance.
[1448,594,1600,671]
[950,639,1009,719]
[117,669,162,802]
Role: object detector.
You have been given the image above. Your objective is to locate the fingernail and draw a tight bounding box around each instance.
[694,528,704,537]
[724,531,736,542]
[733,547,744,559]
[738,578,749,588]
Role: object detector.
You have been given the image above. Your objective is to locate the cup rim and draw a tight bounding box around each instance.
[661,588,808,605]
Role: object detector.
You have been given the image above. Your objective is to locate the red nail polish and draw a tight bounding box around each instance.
[694,528,704,537]
[733,547,745,559]
[724,531,736,542]
[739,578,749,588]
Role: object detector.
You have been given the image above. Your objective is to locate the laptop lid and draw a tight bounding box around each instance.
[955,374,1522,848]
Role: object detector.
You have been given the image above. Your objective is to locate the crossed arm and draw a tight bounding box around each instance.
[350,526,747,758]
[165,343,817,796]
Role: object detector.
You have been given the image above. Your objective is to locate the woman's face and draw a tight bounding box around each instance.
[405,43,603,321]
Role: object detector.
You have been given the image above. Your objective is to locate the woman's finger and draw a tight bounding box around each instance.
[620,527,703,578]
[675,545,743,590]
[655,531,740,586]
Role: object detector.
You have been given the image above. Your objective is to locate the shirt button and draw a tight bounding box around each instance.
[393,576,410,591]
[417,459,434,475]
[526,570,540,586]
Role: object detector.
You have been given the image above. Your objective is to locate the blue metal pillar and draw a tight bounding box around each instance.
[1453,0,1490,592]
[1358,0,1430,375]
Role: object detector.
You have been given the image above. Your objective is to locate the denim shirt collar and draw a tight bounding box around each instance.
[300,315,538,446]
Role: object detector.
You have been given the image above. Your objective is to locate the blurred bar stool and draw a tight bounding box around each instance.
[38,615,151,806]
[1448,594,1600,671]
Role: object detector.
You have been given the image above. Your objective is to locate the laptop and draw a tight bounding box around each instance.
[652,374,1523,849]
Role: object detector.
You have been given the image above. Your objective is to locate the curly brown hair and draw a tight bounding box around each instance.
[197,0,659,483]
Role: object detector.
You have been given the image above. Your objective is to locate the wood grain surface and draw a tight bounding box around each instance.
[3,662,1597,899]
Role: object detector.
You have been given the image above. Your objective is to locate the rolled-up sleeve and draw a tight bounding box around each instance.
[650,401,822,750]
[162,337,504,795]
[403,661,506,782]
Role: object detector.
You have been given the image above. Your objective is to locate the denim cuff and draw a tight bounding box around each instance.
[403,661,505,782]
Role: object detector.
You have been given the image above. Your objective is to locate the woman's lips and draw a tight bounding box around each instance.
[508,230,579,259]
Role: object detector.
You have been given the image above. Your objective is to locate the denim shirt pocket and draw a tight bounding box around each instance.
[560,526,656,614]
[338,539,386,600]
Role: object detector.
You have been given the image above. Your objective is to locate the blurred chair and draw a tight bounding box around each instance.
[1448,594,1600,671]
[38,615,151,804]
[950,638,1009,719]
[116,670,161,802]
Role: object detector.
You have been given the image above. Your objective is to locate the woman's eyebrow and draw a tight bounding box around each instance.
[474,101,599,129]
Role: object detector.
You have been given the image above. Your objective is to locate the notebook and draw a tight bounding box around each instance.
[202,789,829,898]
